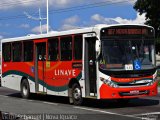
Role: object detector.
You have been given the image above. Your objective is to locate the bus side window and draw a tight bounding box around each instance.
[12,42,22,62]
[2,43,11,62]
[48,38,59,61]
[23,41,33,62]
[74,35,83,60]
[60,36,72,61]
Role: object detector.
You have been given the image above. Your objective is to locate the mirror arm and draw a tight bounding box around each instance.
[95,36,101,59]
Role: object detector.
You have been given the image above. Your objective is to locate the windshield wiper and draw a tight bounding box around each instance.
[129,40,134,63]
[135,45,140,60]
[139,38,145,62]
[140,38,144,54]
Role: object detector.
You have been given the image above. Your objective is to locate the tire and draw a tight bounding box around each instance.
[21,79,30,99]
[71,83,83,105]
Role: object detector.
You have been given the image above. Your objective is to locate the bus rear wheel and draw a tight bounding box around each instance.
[21,79,30,99]
[71,83,83,105]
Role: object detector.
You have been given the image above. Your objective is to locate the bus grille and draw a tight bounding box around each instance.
[117,82,149,87]
[119,90,149,96]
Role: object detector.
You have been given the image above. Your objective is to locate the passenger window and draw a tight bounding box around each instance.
[60,37,72,61]
[74,35,83,60]
[23,41,33,62]
[48,38,59,61]
[12,42,22,62]
[2,43,11,62]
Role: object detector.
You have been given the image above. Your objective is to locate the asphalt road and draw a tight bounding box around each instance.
[0,87,160,120]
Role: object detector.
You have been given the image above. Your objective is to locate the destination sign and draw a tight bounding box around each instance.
[107,28,147,35]
[101,26,154,37]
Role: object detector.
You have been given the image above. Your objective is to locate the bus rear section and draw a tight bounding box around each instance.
[97,25,158,100]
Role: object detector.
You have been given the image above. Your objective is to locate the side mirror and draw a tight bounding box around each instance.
[95,40,101,59]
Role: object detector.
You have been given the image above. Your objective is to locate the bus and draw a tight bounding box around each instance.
[1,24,158,105]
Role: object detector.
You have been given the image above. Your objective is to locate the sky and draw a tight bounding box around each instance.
[0,0,146,39]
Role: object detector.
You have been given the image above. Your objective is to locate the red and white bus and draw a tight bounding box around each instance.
[1,24,158,105]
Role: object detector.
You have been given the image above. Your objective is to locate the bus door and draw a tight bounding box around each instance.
[84,33,97,97]
[34,41,47,93]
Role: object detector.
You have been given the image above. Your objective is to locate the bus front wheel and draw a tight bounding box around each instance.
[21,79,30,99]
[71,83,83,105]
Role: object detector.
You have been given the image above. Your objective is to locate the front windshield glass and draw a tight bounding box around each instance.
[99,39,155,71]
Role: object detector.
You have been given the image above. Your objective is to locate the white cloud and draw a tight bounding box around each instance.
[0,0,83,10]
[63,15,80,25]
[60,15,80,30]
[59,12,145,31]
[0,0,136,10]
[31,24,51,34]
[91,13,146,25]
[91,14,119,24]
[114,13,146,24]
[0,35,3,39]
[49,0,82,8]
[110,0,136,4]
[127,0,137,4]
[0,0,40,10]
[19,24,30,28]
[60,24,80,31]
[91,14,105,22]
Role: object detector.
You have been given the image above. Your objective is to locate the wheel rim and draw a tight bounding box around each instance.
[73,88,81,100]
[23,85,28,96]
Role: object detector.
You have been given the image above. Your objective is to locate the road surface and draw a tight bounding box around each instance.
[0,87,160,120]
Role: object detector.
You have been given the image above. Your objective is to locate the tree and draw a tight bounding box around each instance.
[134,0,160,38]
[134,0,160,53]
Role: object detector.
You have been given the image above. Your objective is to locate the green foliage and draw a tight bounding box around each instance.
[158,70,160,77]
[134,0,160,38]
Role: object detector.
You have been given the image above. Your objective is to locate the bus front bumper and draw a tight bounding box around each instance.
[99,81,158,99]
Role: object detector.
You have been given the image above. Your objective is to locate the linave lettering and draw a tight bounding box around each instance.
[54,69,76,76]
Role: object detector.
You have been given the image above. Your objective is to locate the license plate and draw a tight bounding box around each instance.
[130,90,139,94]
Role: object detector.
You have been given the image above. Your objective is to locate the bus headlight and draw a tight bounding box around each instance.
[100,77,118,88]
[147,82,153,86]
[147,77,158,86]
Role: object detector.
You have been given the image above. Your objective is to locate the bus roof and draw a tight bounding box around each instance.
[1,24,153,43]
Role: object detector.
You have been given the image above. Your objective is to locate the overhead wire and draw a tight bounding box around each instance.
[0,0,40,7]
[49,0,134,13]
[0,0,134,21]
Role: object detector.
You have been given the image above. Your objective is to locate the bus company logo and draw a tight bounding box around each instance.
[54,69,76,77]
[116,78,132,83]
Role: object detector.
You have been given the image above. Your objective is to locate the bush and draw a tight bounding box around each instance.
[157,69,160,86]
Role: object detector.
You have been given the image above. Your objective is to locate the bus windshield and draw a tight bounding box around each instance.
[99,39,155,71]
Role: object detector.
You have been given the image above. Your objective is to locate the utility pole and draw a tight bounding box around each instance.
[46,0,49,34]
[24,8,46,34]
[39,8,42,34]
[25,0,49,34]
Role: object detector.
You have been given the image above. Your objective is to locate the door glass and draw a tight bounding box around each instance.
[35,42,47,92]
[37,43,46,61]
